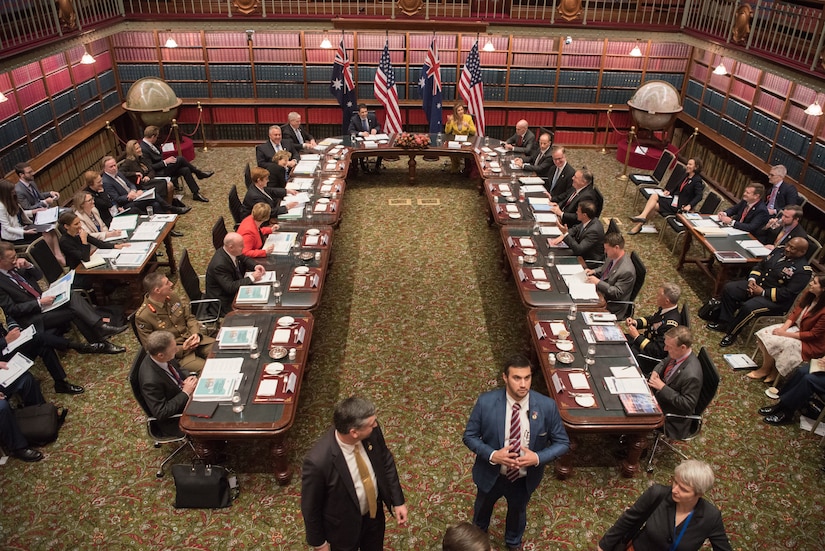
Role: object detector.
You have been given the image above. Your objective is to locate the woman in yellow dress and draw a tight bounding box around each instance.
[444,102,476,174]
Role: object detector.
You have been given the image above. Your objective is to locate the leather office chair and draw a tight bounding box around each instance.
[646,346,720,472]
[227,185,243,229]
[633,160,686,210]
[607,217,620,236]
[211,216,228,250]
[128,347,195,477]
[178,248,221,331]
[592,186,605,218]
[805,234,822,263]
[659,191,721,253]
[607,251,646,319]
[26,236,66,284]
[626,149,676,194]
[243,163,253,189]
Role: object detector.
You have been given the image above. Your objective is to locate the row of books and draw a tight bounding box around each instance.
[777,124,812,156]
[23,103,53,132]
[0,142,30,174]
[58,113,82,138]
[512,37,555,52]
[512,53,555,66]
[253,49,304,63]
[44,69,73,97]
[210,64,255,81]
[601,56,644,71]
[600,71,643,88]
[785,105,821,134]
[112,48,161,62]
[760,72,791,96]
[509,69,555,86]
[729,79,756,103]
[111,31,158,48]
[750,110,780,140]
[733,62,760,83]
[206,48,253,63]
[251,33,301,48]
[754,90,786,117]
[770,148,804,180]
[647,72,685,87]
[558,70,600,87]
[812,142,825,169]
[598,89,635,104]
[160,48,205,63]
[508,88,554,103]
[691,63,709,83]
[164,65,206,81]
[118,64,161,81]
[560,55,602,68]
[557,88,598,103]
[204,34,249,48]
[718,118,744,144]
[645,58,689,72]
[157,32,202,47]
[744,131,772,160]
[31,127,58,156]
[40,53,69,75]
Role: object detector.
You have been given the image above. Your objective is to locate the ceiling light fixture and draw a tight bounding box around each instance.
[805,101,823,116]
[629,42,642,57]
[0,91,8,103]
[80,50,96,64]
[319,32,332,49]
[483,39,495,52]
[164,37,178,48]
[713,63,727,75]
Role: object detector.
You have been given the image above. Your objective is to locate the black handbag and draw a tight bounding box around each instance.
[13,403,68,447]
[171,461,239,509]
[698,297,722,322]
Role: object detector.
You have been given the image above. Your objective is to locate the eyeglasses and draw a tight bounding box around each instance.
[84,198,94,203]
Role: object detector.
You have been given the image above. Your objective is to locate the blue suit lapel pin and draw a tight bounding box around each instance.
[531,411,538,420]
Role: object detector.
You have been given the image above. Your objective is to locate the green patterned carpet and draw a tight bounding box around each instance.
[1,146,824,550]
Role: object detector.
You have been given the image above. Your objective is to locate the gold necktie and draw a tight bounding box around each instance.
[353,443,378,518]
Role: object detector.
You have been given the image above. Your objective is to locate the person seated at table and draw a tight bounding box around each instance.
[141,125,212,203]
[749,274,825,384]
[205,232,267,316]
[629,157,704,235]
[503,119,537,161]
[84,168,122,227]
[0,370,48,462]
[261,150,293,189]
[716,182,770,235]
[0,242,126,355]
[548,200,605,268]
[71,190,123,241]
[281,111,317,157]
[625,283,682,374]
[118,139,186,207]
[648,326,703,439]
[444,102,476,175]
[138,330,198,437]
[546,146,575,199]
[101,159,190,224]
[759,357,825,425]
[14,162,60,212]
[514,133,554,179]
[598,459,731,551]
[0,178,65,265]
[256,124,299,168]
[348,103,384,173]
[57,211,128,273]
[756,204,807,248]
[585,232,636,317]
[548,166,598,227]
[239,202,278,258]
[241,167,299,220]
[708,237,811,347]
[135,273,215,373]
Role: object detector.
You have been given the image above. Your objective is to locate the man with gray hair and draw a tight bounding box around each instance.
[301,396,408,551]
[503,119,537,160]
[205,232,266,316]
[764,164,799,217]
[625,283,683,374]
[282,111,316,156]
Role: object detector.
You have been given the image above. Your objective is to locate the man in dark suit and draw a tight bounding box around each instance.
[586,232,637,317]
[348,104,383,173]
[0,369,47,462]
[549,199,605,268]
[648,327,703,439]
[301,396,408,551]
[764,164,799,217]
[463,355,569,551]
[625,283,683,374]
[141,125,212,203]
[503,119,537,160]
[0,242,126,357]
[546,146,576,199]
[756,204,807,248]
[205,232,267,315]
[717,182,770,234]
[84,167,123,227]
[282,111,316,158]
[550,167,598,227]
[137,330,198,437]
[101,156,189,219]
[14,162,60,211]
[241,166,298,219]
[710,237,811,347]
[513,133,553,178]
[255,125,299,169]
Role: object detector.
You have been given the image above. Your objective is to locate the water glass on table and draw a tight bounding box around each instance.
[146,206,154,218]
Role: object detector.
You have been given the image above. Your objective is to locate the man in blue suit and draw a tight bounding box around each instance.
[463,355,569,551]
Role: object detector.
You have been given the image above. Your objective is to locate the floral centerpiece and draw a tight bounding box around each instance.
[394,132,430,149]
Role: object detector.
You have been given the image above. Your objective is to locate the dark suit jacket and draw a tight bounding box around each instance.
[765,181,799,214]
[204,248,260,315]
[563,218,605,268]
[301,425,405,549]
[724,200,771,234]
[14,180,50,210]
[556,183,598,227]
[599,484,732,551]
[0,266,49,325]
[84,185,117,227]
[629,307,682,361]
[547,162,576,199]
[462,388,569,495]
[137,354,189,437]
[102,171,138,208]
[241,185,287,219]
[594,253,637,317]
[522,148,554,179]
[662,173,704,213]
[59,232,111,271]
[281,123,314,156]
[652,351,703,439]
[139,140,167,173]
[261,161,288,189]
[348,113,381,135]
[505,130,537,159]
[255,140,299,168]
[758,221,807,247]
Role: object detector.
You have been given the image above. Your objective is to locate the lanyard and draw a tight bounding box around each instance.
[669,510,694,551]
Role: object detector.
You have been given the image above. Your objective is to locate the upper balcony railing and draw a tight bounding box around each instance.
[2,0,824,76]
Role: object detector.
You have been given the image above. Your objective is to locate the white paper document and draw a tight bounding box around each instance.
[540,225,562,236]
[519,177,545,184]
[265,232,298,255]
[604,376,651,394]
[109,215,139,231]
[286,178,315,191]
[534,213,558,224]
[566,281,599,301]
[271,328,292,344]
[568,373,590,390]
[41,270,75,312]
[1,325,36,356]
[114,253,149,267]
[34,207,58,225]
[0,353,34,387]
[521,185,547,194]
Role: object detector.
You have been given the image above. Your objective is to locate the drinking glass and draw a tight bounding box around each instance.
[231,390,244,414]
[146,206,154,218]
[350,132,357,145]
[586,345,596,366]
[547,251,555,267]
[568,304,577,321]
[532,222,541,236]
[272,280,282,305]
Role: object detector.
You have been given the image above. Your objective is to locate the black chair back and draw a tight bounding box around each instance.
[592,186,605,218]
[652,150,676,184]
[663,162,687,193]
[29,237,65,284]
[211,216,227,250]
[627,251,647,317]
[607,218,620,236]
[128,348,151,418]
[696,347,721,416]
[178,248,203,302]
[699,191,721,215]
[228,185,243,227]
[679,302,691,328]
[243,163,252,189]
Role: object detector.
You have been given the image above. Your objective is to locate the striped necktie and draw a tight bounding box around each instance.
[506,402,522,482]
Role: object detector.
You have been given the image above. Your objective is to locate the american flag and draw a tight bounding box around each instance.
[419,38,443,133]
[374,42,403,134]
[458,41,486,137]
[330,38,357,135]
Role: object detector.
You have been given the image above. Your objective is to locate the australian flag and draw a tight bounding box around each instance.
[330,38,357,135]
[419,38,443,133]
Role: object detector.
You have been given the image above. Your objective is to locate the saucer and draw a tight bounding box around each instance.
[277,316,295,327]
[522,248,537,256]
[556,340,574,351]
[265,362,285,375]
[523,255,538,264]
[500,190,512,197]
[508,212,521,219]
[491,167,501,173]
[269,346,288,359]
[299,251,315,261]
[317,198,330,204]
[556,351,575,364]
[575,395,596,407]
[306,228,320,236]
[535,281,551,290]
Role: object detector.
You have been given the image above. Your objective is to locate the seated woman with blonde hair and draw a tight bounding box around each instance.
[71,185,123,241]
[238,202,278,258]
[444,101,476,174]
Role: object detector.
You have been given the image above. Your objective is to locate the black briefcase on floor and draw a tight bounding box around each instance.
[171,462,238,509]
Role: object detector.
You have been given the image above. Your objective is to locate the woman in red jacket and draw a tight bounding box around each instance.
[750,273,825,384]
[238,202,277,258]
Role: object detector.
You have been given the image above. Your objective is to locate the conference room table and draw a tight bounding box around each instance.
[74,213,178,312]
[277,170,347,229]
[179,310,314,485]
[675,213,765,295]
[527,308,664,478]
[500,225,606,310]
[231,226,333,311]
[483,177,556,226]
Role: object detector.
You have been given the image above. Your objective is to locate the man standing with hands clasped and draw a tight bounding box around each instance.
[301,396,408,551]
[463,355,569,551]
